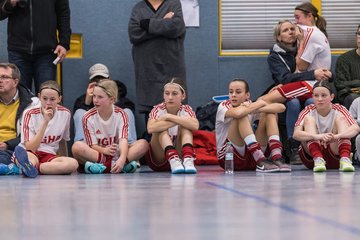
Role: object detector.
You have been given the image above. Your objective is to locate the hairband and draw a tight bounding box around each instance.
[164,82,185,93]
[39,86,61,95]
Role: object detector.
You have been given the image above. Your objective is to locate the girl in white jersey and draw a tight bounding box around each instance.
[72,79,148,174]
[15,80,79,178]
[293,80,359,172]
[146,77,199,174]
[216,79,288,173]
[261,2,332,109]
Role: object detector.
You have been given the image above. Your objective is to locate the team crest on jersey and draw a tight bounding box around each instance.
[96,129,102,134]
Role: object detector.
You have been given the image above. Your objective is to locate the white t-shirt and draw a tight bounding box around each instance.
[21,105,71,154]
[349,97,360,125]
[298,25,331,88]
[295,103,356,133]
[83,106,129,151]
[149,102,196,140]
[215,100,259,159]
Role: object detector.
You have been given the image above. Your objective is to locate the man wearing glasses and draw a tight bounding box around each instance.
[335,25,360,109]
[0,63,38,174]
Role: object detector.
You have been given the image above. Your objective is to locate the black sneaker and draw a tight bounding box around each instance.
[256,159,280,173]
[273,157,291,172]
[289,148,302,165]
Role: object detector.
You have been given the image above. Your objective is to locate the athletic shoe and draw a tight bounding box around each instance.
[14,146,38,178]
[7,163,21,175]
[0,163,9,175]
[169,157,185,174]
[313,157,326,172]
[339,157,355,172]
[256,159,280,173]
[84,161,106,174]
[273,158,291,172]
[183,157,197,174]
[122,161,138,173]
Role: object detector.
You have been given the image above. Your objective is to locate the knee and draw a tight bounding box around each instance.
[286,99,301,112]
[71,141,85,156]
[304,98,314,106]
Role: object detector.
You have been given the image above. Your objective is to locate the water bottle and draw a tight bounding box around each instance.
[111,158,117,169]
[225,141,234,174]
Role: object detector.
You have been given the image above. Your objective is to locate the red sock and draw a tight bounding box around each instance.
[269,139,282,161]
[247,142,266,163]
[338,138,351,158]
[307,140,323,158]
[181,144,194,159]
[164,146,179,162]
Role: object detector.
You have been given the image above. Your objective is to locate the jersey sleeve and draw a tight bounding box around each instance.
[216,101,231,124]
[63,112,71,141]
[181,104,196,118]
[118,110,129,140]
[82,115,98,146]
[300,28,323,64]
[21,109,37,143]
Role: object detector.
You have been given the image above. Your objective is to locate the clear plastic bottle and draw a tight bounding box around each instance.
[225,141,234,174]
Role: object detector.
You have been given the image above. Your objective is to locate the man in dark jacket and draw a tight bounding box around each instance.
[0,0,71,93]
[0,63,38,174]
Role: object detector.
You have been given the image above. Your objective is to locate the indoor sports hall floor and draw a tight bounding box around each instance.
[1,165,360,240]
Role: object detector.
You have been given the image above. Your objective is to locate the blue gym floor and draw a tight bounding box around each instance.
[1,165,360,240]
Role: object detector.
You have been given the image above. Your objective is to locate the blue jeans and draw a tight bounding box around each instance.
[8,50,57,93]
[73,108,137,144]
[0,150,14,165]
[286,98,314,138]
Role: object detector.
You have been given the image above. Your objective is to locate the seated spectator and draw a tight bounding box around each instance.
[266,19,331,164]
[0,63,38,175]
[73,63,136,143]
[293,80,359,172]
[14,81,79,178]
[335,24,360,109]
[72,80,148,174]
[216,79,288,173]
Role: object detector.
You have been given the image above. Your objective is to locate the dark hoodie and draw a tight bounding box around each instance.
[267,43,315,85]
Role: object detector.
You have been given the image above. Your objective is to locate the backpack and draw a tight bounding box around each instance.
[195,101,219,131]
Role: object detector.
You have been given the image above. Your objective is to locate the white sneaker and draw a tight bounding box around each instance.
[169,157,185,174]
[183,157,197,174]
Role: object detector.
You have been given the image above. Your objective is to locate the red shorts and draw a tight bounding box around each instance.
[276,81,312,101]
[299,145,340,169]
[28,151,58,172]
[145,145,171,172]
[218,145,257,171]
[31,151,58,164]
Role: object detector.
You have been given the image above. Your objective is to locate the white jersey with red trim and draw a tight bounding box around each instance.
[295,103,356,133]
[21,105,71,154]
[83,106,129,150]
[149,102,196,140]
[298,25,331,88]
[215,100,259,158]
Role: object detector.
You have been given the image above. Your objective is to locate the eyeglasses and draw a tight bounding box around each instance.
[356,32,360,36]
[0,75,15,81]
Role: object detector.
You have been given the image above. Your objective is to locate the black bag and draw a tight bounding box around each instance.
[195,101,219,131]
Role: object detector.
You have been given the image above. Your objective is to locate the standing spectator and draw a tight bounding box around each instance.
[0,0,71,93]
[335,24,360,109]
[128,0,186,139]
[73,63,137,144]
[0,63,38,175]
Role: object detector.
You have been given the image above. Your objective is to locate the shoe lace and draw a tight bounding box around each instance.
[341,158,352,164]
[314,158,325,165]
